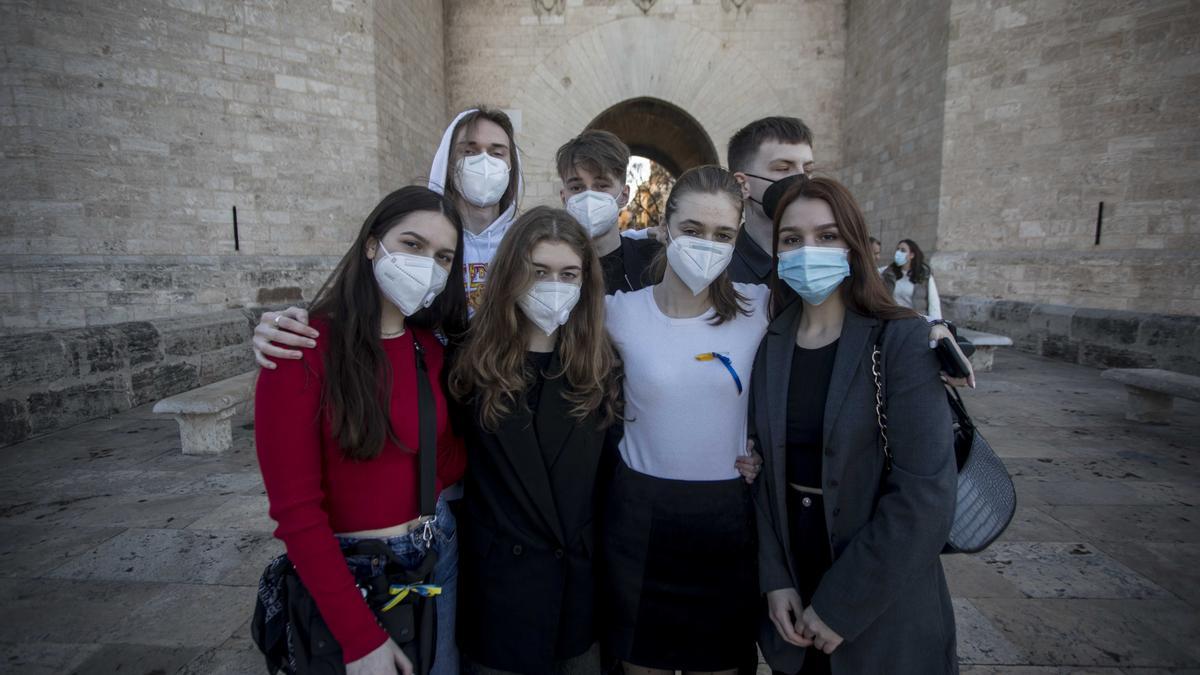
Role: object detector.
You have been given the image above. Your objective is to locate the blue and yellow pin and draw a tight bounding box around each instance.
[696,352,742,395]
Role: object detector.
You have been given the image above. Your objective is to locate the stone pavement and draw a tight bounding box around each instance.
[0,350,1197,674]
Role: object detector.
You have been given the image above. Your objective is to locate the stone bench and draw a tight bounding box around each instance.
[957,328,1013,373]
[153,371,257,454]
[1101,368,1200,424]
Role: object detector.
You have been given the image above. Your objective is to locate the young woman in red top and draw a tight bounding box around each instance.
[255,186,468,675]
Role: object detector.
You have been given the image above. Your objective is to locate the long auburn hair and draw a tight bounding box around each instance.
[308,186,467,461]
[889,238,931,284]
[769,176,918,322]
[649,165,752,325]
[442,106,522,214]
[450,206,622,432]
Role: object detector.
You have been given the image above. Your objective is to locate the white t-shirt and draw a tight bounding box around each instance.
[605,283,771,481]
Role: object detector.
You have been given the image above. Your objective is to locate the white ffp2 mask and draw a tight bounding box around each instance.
[566,190,620,238]
[666,233,735,295]
[373,243,450,316]
[518,281,581,336]
[456,152,510,207]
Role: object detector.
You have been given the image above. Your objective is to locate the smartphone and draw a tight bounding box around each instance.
[935,336,972,379]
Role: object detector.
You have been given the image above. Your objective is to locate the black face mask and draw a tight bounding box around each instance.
[741,173,779,208]
[747,173,808,220]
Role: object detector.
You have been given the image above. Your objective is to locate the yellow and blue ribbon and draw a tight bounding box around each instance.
[381,583,442,612]
[696,352,742,395]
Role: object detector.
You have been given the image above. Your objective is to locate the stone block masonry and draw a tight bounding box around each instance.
[0,308,268,448]
[944,295,1200,377]
[0,0,447,334]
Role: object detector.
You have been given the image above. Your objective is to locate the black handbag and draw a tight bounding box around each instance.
[871,323,1016,554]
[251,337,442,674]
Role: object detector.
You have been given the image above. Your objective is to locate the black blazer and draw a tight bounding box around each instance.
[750,302,959,675]
[458,352,610,674]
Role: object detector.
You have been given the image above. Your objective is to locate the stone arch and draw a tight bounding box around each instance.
[508,16,786,203]
[587,97,719,176]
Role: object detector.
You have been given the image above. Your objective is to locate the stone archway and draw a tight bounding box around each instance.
[587,97,719,176]
[506,16,786,205]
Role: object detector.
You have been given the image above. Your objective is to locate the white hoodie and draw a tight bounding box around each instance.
[428,109,523,314]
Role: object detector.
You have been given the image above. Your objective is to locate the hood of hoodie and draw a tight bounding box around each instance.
[428,108,523,242]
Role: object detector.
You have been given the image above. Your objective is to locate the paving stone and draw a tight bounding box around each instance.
[995,504,1085,542]
[187,494,275,532]
[66,643,204,675]
[943,553,1027,599]
[45,527,280,586]
[1046,506,1200,544]
[971,598,1198,668]
[0,642,103,675]
[975,542,1169,600]
[0,524,125,578]
[107,583,255,648]
[954,598,1028,665]
[1094,542,1200,606]
[178,640,265,675]
[0,578,163,644]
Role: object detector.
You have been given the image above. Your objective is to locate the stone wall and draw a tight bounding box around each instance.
[443,0,846,205]
[944,295,1200,377]
[0,309,263,447]
[840,0,952,254]
[934,0,1200,316]
[1,0,447,334]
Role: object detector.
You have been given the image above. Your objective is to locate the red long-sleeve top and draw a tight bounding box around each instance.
[254,322,466,663]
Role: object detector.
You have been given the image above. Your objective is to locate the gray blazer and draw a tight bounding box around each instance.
[750,302,959,675]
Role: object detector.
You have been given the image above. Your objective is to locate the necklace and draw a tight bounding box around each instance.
[381,327,406,339]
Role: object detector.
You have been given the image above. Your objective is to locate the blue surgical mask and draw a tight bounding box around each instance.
[893,250,909,266]
[777,246,850,306]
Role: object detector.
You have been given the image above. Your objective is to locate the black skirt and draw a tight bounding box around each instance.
[600,459,758,671]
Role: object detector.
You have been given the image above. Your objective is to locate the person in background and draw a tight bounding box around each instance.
[868,236,883,270]
[883,238,942,320]
[255,186,468,675]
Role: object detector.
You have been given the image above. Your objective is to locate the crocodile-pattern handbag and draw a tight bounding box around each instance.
[872,324,1017,554]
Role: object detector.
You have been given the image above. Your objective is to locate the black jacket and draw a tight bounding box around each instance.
[751,302,959,674]
[458,352,612,674]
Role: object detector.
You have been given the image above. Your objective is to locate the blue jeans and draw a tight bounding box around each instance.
[338,496,459,675]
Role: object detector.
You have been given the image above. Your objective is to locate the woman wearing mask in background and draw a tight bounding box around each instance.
[882,238,942,320]
[602,165,768,675]
[449,207,623,675]
[251,106,522,361]
[752,176,958,674]
[255,186,468,675]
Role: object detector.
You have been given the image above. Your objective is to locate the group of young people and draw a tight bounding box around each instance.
[252,109,968,675]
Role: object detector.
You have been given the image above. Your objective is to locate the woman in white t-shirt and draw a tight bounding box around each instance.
[601,165,767,675]
[882,239,942,320]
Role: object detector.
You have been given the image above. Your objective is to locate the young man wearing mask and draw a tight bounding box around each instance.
[726,116,816,286]
[557,129,660,294]
[429,107,523,313]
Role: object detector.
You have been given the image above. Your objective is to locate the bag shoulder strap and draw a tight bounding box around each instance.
[871,321,893,474]
[413,335,436,518]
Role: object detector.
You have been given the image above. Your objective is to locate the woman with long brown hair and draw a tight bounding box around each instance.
[449,206,622,675]
[254,186,468,675]
[751,175,958,674]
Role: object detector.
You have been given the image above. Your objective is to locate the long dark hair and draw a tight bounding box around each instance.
[649,165,751,325]
[450,207,622,431]
[442,106,522,215]
[769,176,918,322]
[889,238,930,284]
[308,186,467,460]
